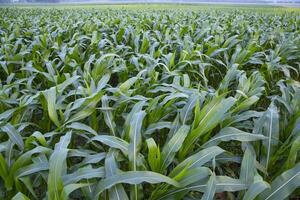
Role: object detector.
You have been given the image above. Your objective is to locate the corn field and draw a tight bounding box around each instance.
[0,6,300,200]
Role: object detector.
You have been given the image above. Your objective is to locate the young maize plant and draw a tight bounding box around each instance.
[0,6,299,200]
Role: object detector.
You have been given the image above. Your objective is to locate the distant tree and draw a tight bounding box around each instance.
[0,0,11,3]
[26,0,60,3]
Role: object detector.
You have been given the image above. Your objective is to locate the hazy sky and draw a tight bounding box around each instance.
[0,0,300,3]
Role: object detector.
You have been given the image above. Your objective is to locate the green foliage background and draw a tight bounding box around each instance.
[0,5,300,200]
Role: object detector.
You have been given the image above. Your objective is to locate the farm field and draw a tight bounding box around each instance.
[0,4,300,200]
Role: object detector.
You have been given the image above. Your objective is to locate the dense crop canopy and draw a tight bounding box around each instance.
[0,6,300,200]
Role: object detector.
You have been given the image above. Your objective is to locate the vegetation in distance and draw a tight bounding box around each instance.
[0,5,300,200]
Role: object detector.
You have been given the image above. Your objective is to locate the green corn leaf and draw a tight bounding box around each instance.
[94,171,180,199]
[123,101,146,138]
[201,172,216,200]
[0,153,9,187]
[60,183,91,200]
[144,122,172,136]
[105,150,129,200]
[240,145,256,185]
[176,167,212,187]
[170,146,224,177]
[8,146,51,189]
[18,176,37,199]
[27,131,48,147]
[140,33,150,54]
[203,127,267,148]
[62,166,105,185]
[119,77,138,93]
[146,138,161,172]
[255,103,280,169]
[259,163,300,200]
[128,111,146,170]
[97,73,111,92]
[180,96,235,159]
[12,192,31,200]
[0,108,16,122]
[285,134,300,169]
[16,160,48,178]
[158,176,246,200]
[102,95,117,136]
[223,110,262,126]
[92,135,129,155]
[48,132,72,200]
[67,122,97,136]
[215,176,248,192]
[77,152,106,168]
[43,87,60,127]
[1,123,24,150]
[243,174,269,200]
[56,75,80,93]
[128,110,146,200]
[180,94,198,124]
[116,28,125,43]
[66,91,103,124]
[160,125,190,171]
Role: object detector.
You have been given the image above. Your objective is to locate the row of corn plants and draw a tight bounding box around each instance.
[0,7,300,200]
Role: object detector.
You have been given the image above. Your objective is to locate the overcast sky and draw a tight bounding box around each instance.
[1,0,300,3]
